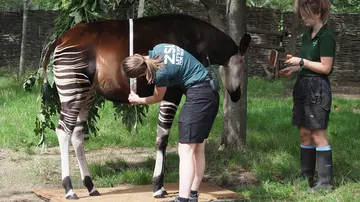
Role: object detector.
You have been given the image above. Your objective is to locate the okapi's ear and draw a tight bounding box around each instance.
[238,33,251,56]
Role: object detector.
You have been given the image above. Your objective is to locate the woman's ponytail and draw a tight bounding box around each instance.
[122,53,164,84]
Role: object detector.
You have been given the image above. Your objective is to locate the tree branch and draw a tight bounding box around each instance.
[260,0,271,7]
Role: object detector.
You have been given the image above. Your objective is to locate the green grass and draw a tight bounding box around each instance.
[88,152,180,188]
[1,71,360,201]
[0,73,59,150]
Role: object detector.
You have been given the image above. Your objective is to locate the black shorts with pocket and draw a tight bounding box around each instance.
[178,80,220,143]
[292,75,332,130]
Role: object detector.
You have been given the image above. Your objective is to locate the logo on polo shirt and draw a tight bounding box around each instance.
[163,45,184,65]
[312,40,318,46]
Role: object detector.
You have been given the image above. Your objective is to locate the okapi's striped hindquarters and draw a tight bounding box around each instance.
[42,13,251,200]
[53,45,100,199]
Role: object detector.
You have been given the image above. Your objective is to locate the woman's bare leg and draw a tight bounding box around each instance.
[191,140,206,192]
[178,143,196,199]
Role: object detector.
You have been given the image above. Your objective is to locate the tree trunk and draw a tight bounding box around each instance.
[137,0,145,18]
[198,0,226,32]
[19,0,29,76]
[221,0,247,149]
[287,0,299,56]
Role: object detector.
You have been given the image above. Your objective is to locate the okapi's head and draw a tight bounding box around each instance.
[219,33,251,102]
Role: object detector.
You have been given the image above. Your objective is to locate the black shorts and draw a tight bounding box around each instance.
[292,76,332,130]
[178,81,220,143]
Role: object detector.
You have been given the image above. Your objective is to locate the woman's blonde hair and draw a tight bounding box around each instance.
[122,53,164,84]
[297,0,331,22]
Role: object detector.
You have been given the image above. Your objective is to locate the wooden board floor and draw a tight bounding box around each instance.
[34,182,244,202]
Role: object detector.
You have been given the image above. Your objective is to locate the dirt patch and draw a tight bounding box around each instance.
[0,146,256,202]
[0,149,48,202]
[0,147,161,202]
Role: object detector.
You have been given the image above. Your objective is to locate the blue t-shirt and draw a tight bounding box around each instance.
[149,43,209,88]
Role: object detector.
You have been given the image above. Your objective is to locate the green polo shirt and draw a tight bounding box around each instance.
[149,43,209,88]
[299,23,336,76]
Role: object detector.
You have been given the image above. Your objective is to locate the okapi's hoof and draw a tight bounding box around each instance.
[89,190,101,196]
[153,194,166,199]
[66,194,79,200]
[153,188,168,198]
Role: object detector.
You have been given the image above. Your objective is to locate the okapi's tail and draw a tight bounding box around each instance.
[42,39,58,106]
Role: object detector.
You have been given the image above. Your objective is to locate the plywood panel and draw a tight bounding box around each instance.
[34,182,243,202]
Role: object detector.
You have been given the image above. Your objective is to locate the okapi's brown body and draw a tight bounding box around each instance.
[43,13,251,199]
[50,14,238,103]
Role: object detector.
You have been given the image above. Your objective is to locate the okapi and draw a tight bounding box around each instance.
[42,13,251,199]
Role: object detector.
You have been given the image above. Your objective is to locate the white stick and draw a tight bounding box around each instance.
[129,18,138,130]
[129,19,136,94]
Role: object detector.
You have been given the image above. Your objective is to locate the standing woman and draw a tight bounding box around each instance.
[280,0,335,192]
[122,43,220,202]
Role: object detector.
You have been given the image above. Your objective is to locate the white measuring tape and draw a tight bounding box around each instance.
[129,18,138,131]
[129,18,136,94]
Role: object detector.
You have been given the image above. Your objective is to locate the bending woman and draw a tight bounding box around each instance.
[122,43,220,202]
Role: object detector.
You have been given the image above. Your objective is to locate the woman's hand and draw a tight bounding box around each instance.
[284,56,301,66]
[127,86,166,105]
[128,93,140,104]
[279,66,299,76]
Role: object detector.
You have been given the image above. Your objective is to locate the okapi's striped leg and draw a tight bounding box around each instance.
[56,127,76,199]
[70,90,100,197]
[56,101,83,200]
[153,88,183,198]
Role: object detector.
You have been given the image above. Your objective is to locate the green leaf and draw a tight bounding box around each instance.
[91,12,102,18]
[74,13,83,24]
[80,0,89,8]
[70,4,80,12]
[50,122,56,130]
[37,133,45,147]
[37,113,46,122]
[69,10,80,17]
[46,68,55,88]
[91,0,98,11]
[22,74,37,91]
